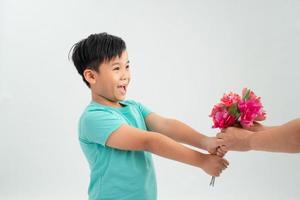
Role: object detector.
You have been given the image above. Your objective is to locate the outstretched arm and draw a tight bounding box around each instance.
[217,118,300,153]
[106,124,229,176]
[145,113,223,155]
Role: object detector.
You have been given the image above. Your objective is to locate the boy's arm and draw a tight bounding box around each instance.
[106,124,229,176]
[217,118,300,153]
[144,113,220,154]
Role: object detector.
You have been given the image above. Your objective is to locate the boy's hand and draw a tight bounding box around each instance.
[201,154,229,177]
[217,127,254,151]
[204,137,227,157]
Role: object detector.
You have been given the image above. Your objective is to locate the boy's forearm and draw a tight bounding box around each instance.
[249,118,300,153]
[145,131,206,168]
[162,119,209,150]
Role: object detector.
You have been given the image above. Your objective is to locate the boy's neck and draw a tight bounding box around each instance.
[92,93,123,108]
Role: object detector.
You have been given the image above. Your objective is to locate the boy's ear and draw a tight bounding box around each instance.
[83,69,97,85]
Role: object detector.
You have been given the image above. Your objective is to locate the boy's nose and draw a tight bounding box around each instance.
[121,71,130,80]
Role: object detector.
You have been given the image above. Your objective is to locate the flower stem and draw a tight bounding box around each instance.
[210,176,215,187]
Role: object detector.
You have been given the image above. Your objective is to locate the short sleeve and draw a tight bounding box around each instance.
[134,101,152,119]
[80,110,126,146]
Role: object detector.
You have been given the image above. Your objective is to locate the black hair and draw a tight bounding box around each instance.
[69,33,126,87]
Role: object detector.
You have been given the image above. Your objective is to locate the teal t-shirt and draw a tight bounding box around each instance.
[78,99,157,200]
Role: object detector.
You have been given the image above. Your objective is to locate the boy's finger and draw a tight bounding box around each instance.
[217,151,224,157]
[223,158,229,166]
[222,160,228,168]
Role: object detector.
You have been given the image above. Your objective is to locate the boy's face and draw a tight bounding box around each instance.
[87,50,131,104]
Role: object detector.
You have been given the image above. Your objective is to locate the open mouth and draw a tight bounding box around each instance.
[117,85,127,94]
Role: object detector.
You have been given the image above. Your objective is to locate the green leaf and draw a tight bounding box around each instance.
[228,103,239,116]
[243,89,251,100]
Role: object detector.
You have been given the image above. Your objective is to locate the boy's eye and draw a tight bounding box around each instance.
[113,67,120,71]
[126,65,130,69]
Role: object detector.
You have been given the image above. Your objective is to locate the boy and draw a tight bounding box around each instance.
[70,33,228,200]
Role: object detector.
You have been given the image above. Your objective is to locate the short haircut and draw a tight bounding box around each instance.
[70,33,126,87]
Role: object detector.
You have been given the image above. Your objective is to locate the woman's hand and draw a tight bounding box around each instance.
[217,127,254,151]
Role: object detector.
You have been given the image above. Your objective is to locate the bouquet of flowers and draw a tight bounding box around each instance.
[208,88,266,186]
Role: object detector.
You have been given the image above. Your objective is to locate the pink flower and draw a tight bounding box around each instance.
[240,88,267,126]
[255,111,266,121]
[210,103,237,128]
[220,92,241,107]
[210,88,266,129]
[238,99,265,127]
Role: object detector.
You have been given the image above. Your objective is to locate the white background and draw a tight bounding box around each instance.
[1,0,299,199]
